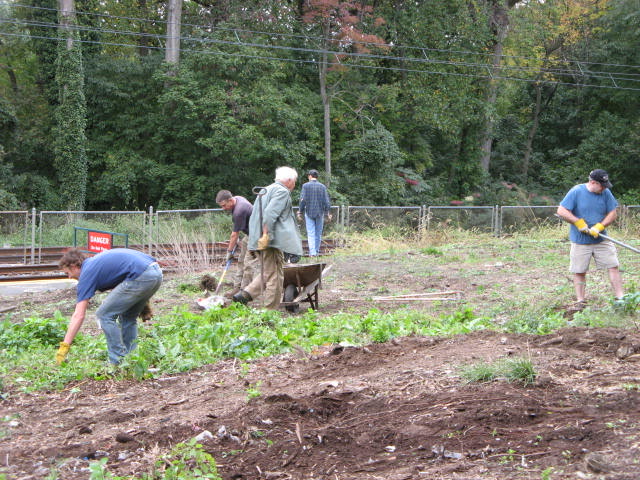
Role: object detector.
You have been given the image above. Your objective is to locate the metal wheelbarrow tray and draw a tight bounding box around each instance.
[281,263,332,313]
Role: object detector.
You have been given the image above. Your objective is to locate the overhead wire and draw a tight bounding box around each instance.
[6,0,640,71]
[1,3,640,90]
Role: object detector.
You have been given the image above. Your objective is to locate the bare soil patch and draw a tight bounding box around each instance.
[3,245,640,479]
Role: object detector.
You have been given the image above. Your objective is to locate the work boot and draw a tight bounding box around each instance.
[224,287,240,299]
[232,290,253,305]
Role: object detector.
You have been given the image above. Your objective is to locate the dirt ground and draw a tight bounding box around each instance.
[3,245,640,480]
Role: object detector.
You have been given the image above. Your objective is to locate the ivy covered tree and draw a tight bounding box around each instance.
[54,0,88,210]
[335,123,405,205]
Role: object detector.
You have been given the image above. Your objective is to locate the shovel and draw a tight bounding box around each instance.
[555,214,640,254]
[214,248,235,296]
[196,249,235,310]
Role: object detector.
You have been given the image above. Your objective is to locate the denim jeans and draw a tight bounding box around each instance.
[96,263,163,364]
[304,214,324,256]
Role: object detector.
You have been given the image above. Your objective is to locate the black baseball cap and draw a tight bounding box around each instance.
[589,169,613,189]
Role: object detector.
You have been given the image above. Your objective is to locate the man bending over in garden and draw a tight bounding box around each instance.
[56,248,163,365]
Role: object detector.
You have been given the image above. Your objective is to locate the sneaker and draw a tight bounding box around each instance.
[613,297,625,309]
[568,300,587,312]
[232,290,253,305]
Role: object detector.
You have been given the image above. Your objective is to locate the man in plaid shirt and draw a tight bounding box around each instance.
[297,169,332,257]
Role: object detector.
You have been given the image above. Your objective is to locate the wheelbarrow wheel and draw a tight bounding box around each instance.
[284,284,299,313]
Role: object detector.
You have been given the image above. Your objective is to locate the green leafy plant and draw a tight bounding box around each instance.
[611,292,640,314]
[89,439,221,479]
[246,381,262,400]
[540,466,554,480]
[420,246,443,256]
[177,283,202,294]
[0,312,68,352]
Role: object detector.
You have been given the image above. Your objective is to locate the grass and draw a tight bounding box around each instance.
[459,356,537,386]
[3,223,640,480]
[2,223,639,395]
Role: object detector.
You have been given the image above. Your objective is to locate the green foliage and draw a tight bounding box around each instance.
[177,283,202,294]
[336,123,406,205]
[2,302,496,392]
[0,312,68,352]
[419,247,443,256]
[502,308,567,335]
[53,16,88,210]
[88,439,220,479]
[459,361,497,383]
[460,357,536,386]
[147,439,220,480]
[503,357,536,386]
[3,0,640,209]
[610,292,640,315]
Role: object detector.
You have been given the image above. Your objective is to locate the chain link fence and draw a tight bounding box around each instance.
[2,204,640,264]
[0,211,30,248]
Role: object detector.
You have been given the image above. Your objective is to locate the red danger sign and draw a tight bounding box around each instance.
[87,231,113,253]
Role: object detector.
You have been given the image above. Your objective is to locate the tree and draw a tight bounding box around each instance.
[479,0,521,172]
[301,1,388,185]
[336,123,405,205]
[54,0,88,210]
[166,0,183,67]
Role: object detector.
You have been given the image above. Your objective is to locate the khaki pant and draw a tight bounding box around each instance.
[569,240,619,273]
[244,247,283,309]
[233,236,258,290]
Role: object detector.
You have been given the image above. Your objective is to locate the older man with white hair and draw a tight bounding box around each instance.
[233,166,303,309]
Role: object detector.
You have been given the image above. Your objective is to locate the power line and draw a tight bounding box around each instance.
[3,14,640,88]
[3,30,640,92]
[5,0,640,72]
[2,4,639,90]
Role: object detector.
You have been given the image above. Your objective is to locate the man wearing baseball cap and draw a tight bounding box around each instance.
[557,169,623,310]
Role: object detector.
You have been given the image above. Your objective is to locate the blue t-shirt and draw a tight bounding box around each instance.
[76,248,156,302]
[560,184,618,244]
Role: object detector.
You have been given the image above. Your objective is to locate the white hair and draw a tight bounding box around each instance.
[274,166,298,183]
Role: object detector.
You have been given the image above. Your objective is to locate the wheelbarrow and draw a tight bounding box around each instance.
[281,263,332,313]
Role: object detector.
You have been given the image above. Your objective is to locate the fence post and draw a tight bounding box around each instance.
[148,206,154,255]
[30,207,36,264]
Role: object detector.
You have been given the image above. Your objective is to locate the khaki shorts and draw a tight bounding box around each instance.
[569,240,619,273]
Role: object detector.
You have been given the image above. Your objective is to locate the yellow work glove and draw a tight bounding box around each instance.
[257,233,269,250]
[588,222,605,238]
[56,341,71,365]
[573,218,589,233]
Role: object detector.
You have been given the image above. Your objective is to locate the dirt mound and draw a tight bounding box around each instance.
[4,330,640,479]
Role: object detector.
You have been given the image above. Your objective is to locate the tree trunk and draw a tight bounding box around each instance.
[55,0,88,210]
[522,80,558,179]
[166,0,183,66]
[138,0,150,57]
[320,20,331,185]
[58,0,75,49]
[480,0,514,172]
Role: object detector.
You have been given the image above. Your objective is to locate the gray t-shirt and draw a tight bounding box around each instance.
[232,196,253,235]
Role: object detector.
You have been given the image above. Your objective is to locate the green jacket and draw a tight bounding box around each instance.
[248,181,303,255]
